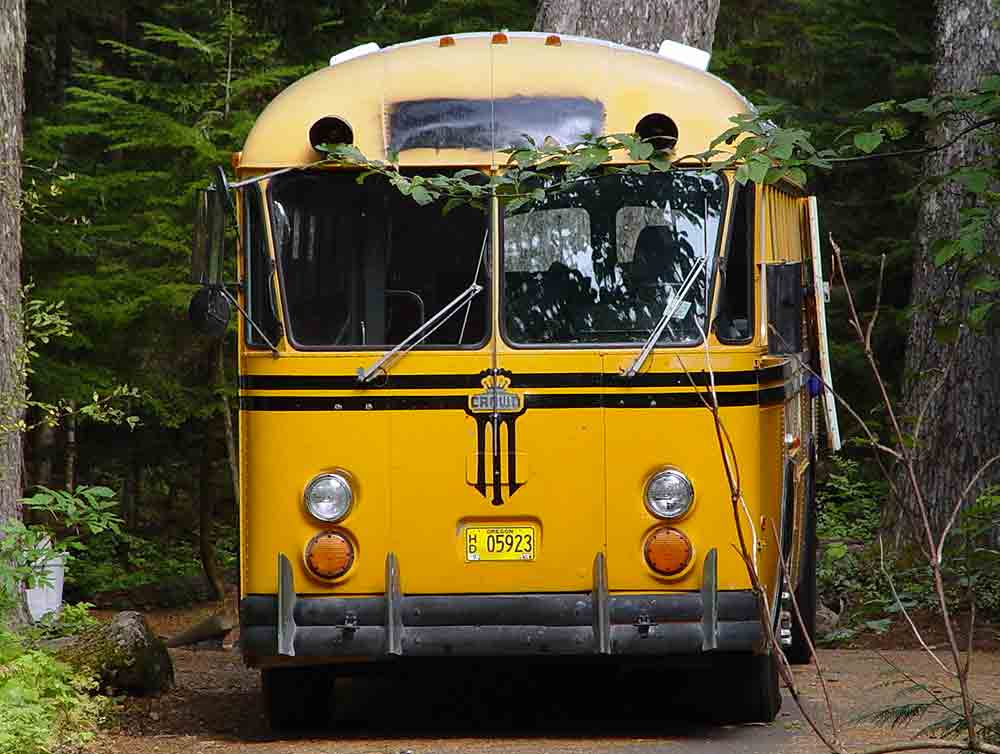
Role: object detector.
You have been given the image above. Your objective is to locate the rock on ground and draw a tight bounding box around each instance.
[58,610,174,695]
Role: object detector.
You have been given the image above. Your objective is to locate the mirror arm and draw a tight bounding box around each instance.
[215,286,280,356]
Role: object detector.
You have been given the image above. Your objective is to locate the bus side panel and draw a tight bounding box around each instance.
[757,399,785,608]
[241,408,391,596]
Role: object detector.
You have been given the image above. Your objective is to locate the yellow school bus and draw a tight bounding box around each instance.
[190,31,841,729]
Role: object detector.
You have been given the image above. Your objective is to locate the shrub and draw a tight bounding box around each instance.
[0,630,110,754]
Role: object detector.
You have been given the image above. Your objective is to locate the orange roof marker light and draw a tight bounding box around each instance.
[491,32,508,45]
[545,34,562,47]
[439,36,455,48]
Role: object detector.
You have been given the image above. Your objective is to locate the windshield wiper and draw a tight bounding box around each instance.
[357,282,484,383]
[621,255,707,378]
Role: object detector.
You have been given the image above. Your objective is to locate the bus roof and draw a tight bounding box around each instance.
[239,32,753,171]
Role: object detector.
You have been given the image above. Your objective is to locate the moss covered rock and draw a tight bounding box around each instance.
[57,611,173,695]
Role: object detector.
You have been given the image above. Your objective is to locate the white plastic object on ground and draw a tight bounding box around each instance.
[26,548,65,621]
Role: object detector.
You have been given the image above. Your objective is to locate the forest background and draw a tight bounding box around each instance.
[18,0,948,623]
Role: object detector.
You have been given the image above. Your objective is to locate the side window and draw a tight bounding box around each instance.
[244,185,281,347]
[715,184,754,343]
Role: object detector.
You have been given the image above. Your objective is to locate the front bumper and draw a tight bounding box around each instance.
[239,550,764,663]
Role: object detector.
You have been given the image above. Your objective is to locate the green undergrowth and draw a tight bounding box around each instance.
[65,525,238,607]
[0,629,111,754]
[817,457,1000,644]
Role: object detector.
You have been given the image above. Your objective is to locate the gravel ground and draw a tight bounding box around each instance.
[94,646,1000,754]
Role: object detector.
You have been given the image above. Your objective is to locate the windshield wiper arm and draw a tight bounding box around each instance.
[621,256,707,378]
[357,283,484,383]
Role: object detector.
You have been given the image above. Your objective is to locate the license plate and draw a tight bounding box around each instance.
[465,526,535,562]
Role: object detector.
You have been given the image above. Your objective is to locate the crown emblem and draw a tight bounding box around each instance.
[469,374,522,413]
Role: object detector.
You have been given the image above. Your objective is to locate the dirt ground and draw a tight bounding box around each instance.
[89,602,1000,754]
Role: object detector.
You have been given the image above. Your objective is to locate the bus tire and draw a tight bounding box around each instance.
[262,665,336,731]
[787,450,818,665]
[711,652,782,724]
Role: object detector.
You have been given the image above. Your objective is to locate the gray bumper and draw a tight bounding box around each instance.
[240,550,764,662]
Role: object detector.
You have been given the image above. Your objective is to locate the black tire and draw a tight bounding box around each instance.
[709,652,782,724]
[262,665,337,731]
[787,448,818,665]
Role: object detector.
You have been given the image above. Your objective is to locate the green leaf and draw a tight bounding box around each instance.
[971,274,1000,293]
[410,186,433,205]
[746,155,770,184]
[864,618,891,635]
[787,167,808,186]
[953,169,990,194]
[764,167,787,184]
[969,301,994,326]
[899,98,932,114]
[932,239,960,266]
[862,100,896,113]
[853,130,884,154]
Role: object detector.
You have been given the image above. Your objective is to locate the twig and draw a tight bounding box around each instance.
[864,255,886,352]
[937,454,1000,556]
[879,536,953,676]
[831,235,981,746]
[873,651,966,722]
[770,518,841,742]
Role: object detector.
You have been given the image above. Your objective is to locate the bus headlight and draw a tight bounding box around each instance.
[304,473,353,522]
[644,469,694,519]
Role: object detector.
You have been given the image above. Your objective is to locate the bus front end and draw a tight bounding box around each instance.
[211,33,830,729]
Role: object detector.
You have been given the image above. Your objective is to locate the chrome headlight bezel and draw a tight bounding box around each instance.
[644,468,695,520]
[303,472,354,523]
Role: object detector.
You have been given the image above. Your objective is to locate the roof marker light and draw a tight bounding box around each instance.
[491,32,509,45]
[439,36,455,47]
[545,35,561,46]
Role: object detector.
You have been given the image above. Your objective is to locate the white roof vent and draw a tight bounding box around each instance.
[657,39,710,71]
[329,42,380,67]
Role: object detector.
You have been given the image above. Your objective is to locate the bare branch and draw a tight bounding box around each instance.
[770,519,840,742]
[865,254,887,353]
[879,536,953,676]
[937,454,1000,556]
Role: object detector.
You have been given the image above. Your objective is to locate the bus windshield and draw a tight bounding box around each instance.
[502,172,726,346]
[269,171,488,349]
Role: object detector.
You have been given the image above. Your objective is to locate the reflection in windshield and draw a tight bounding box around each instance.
[503,172,725,345]
[269,171,488,349]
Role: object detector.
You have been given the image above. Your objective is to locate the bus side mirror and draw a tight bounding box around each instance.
[191,184,227,286]
[766,261,803,355]
[188,286,231,337]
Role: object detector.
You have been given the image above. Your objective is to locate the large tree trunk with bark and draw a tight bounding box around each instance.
[900,0,1000,537]
[534,0,720,52]
[0,0,27,625]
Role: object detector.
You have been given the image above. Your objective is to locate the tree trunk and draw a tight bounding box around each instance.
[0,0,27,625]
[63,404,76,491]
[534,0,720,53]
[899,0,1000,537]
[198,448,223,602]
[217,340,238,505]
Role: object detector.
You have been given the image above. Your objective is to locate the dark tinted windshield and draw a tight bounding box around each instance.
[270,171,488,349]
[503,172,725,346]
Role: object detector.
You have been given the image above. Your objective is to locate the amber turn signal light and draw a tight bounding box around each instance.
[644,527,693,576]
[304,531,355,580]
